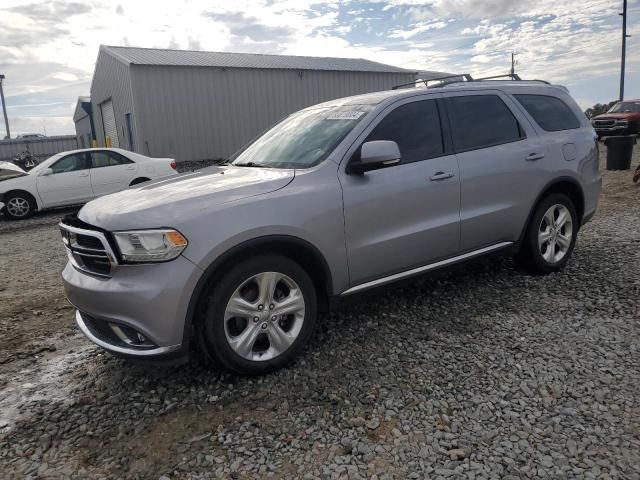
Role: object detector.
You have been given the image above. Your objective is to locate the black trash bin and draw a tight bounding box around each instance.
[604,135,636,170]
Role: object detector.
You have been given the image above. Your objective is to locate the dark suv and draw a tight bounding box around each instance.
[591,100,640,138]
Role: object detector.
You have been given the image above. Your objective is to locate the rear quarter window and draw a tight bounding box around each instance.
[514,94,580,132]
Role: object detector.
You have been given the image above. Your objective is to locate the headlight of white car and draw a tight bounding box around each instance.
[113,229,188,262]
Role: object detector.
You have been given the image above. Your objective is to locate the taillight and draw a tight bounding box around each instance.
[170,160,176,170]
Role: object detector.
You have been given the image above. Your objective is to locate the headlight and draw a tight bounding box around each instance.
[113,229,188,263]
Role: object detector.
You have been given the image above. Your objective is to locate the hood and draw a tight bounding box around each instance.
[593,112,640,120]
[0,161,27,180]
[79,165,294,230]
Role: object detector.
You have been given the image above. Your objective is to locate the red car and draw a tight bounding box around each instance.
[591,100,640,138]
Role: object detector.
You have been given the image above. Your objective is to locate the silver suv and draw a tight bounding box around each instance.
[61,80,601,374]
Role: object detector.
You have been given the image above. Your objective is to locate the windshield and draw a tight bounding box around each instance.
[231,105,374,169]
[608,101,640,113]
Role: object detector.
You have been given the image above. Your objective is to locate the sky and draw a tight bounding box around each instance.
[0,0,639,137]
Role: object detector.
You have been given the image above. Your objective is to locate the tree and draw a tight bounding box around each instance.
[585,100,618,119]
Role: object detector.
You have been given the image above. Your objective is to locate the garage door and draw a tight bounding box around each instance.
[100,99,119,148]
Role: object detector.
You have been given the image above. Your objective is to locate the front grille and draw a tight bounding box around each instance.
[76,233,104,250]
[60,220,117,277]
[594,119,616,127]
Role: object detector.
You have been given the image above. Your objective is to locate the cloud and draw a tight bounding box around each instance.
[431,0,531,18]
[205,11,296,42]
[0,0,637,136]
[9,1,91,21]
[390,20,448,39]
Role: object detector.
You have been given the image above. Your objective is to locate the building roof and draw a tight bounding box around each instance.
[101,45,415,74]
[73,96,91,122]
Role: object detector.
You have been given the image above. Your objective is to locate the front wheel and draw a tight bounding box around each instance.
[516,193,578,274]
[199,255,317,375]
[3,192,35,220]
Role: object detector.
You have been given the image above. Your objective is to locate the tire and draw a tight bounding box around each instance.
[3,191,36,220]
[516,193,578,274]
[199,255,317,375]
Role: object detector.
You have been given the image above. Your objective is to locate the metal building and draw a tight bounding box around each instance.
[73,96,95,149]
[84,45,416,161]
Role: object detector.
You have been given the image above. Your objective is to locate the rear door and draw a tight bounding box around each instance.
[89,150,138,197]
[340,95,461,286]
[444,91,545,251]
[36,152,94,207]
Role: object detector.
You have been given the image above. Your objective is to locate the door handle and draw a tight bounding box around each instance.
[526,153,545,161]
[430,171,455,181]
[126,166,135,170]
[78,172,89,177]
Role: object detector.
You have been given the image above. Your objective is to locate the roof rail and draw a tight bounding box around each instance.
[392,72,553,90]
[392,74,473,90]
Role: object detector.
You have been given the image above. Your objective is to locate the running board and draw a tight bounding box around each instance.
[340,242,513,296]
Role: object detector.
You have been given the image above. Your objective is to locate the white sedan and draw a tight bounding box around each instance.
[0,148,178,220]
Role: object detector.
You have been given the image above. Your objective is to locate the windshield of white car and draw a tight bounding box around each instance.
[231,105,374,169]
[608,101,640,113]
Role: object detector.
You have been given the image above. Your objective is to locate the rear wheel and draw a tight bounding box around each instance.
[516,193,578,274]
[199,255,317,375]
[3,192,35,220]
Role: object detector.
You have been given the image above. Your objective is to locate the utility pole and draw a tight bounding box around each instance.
[0,74,10,140]
[510,52,518,79]
[619,0,630,101]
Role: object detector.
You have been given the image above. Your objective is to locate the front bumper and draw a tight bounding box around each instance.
[62,254,203,359]
[75,310,181,357]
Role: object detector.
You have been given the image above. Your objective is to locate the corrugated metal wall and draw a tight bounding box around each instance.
[130,66,415,161]
[90,51,135,149]
[74,115,93,149]
[0,136,78,163]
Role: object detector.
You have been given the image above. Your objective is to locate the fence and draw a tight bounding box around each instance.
[0,135,78,163]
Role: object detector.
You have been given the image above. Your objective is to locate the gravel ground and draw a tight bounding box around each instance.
[0,149,638,479]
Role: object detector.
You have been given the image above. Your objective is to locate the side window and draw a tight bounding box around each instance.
[514,94,580,131]
[365,99,444,164]
[91,151,133,168]
[447,95,524,152]
[91,152,110,168]
[107,151,133,165]
[51,153,89,174]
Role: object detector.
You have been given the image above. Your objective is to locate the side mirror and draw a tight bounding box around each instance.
[347,140,401,174]
[40,168,53,176]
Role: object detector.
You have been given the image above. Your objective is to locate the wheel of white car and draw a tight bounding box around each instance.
[200,255,317,375]
[3,192,36,220]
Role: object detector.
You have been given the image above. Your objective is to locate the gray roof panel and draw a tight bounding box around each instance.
[102,45,415,74]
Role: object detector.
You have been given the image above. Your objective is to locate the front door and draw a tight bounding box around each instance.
[36,152,93,207]
[340,97,461,286]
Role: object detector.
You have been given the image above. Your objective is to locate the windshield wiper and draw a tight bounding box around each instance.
[233,162,269,168]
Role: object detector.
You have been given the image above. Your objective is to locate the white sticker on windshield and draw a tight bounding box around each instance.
[326,111,365,120]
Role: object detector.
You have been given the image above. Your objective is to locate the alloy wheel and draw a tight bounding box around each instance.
[6,197,30,218]
[223,271,305,361]
[538,204,573,264]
